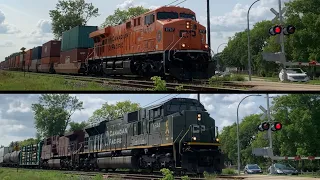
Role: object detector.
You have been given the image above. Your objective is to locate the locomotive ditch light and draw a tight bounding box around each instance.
[192,137,197,141]
[216,138,220,142]
[271,122,283,131]
[182,43,186,48]
[197,114,201,121]
[258,122,270,131]
[205,44,209,49]
[269,25,282,36]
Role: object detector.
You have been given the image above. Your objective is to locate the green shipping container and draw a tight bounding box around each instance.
[61,26,98,52]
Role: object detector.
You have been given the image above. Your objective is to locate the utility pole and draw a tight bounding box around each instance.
[207,0,211,54]
[197,94,200,101]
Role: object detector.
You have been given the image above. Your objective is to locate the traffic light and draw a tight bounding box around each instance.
[271,122,282,131]
[258,122,270,131]
[283,25,296,35]
[269,25,282,36]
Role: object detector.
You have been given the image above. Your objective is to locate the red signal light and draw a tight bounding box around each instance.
[258,122,270,131]
[271,122,282,131]
[269,25,282,36]
[275,27,281,34]
[283,25,296,35]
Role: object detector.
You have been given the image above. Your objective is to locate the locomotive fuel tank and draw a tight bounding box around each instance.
[48,159,61,169]
[97,156,139,169]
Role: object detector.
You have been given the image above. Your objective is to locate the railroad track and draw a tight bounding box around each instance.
[12,71,250,91]
[63,171,246,180]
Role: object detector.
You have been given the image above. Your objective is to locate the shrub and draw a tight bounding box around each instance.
[230,74,245,81]
[181,175,191,180]
[151,76,167,91]
[160,168,174,180]
[203,171,217,180]
[222,168,237,175]
[175,85,184,91]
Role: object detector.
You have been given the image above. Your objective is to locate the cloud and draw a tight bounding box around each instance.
[117,0,135,9]
[0,41,14,47]
[18,19,53,45]
[0,9,20,34]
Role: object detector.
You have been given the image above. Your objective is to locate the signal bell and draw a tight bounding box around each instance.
[258,122,270,131]
[271,122,282,131]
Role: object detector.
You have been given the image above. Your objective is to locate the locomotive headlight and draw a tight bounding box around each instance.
[186,22,191,29]
[197,114,201,121]
[192,137,197,141]
[182,43,186,48]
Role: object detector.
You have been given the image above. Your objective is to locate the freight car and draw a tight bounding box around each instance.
[0,98,223,174]
[0,6,215,81]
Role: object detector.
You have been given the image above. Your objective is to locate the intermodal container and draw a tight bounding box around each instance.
[61,26,98,52]
[60,48,89,64]
[31,46,42,60]
[25,49,33,66]
[15,55,20,68]
[42,40,61,58]
[41,57,60,64]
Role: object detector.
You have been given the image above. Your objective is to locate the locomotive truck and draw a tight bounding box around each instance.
[0,98,223,174]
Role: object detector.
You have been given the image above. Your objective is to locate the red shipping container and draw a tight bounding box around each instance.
[41,57,60,64]
[25,49,33,66]
[42,40,61,58]
[60,48,89,64]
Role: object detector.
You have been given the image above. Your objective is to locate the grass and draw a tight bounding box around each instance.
[0,168,83,180]
[0,71,112,91]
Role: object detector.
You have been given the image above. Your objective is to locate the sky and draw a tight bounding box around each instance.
[0,0,290,61]
[0,93,281,146]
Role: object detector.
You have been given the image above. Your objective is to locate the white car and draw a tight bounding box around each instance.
[279,68,310,82]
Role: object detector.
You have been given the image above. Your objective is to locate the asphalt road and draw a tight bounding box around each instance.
[240,175,320,180]
[235,80,320,91]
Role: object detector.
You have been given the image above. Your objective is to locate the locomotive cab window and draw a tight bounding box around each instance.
[157,12,179,20]
[145,14,155,25]
[180,13,196,21]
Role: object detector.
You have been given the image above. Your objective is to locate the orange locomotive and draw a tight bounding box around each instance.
[87,6,214,80]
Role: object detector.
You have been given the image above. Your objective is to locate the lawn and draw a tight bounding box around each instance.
[0,71,112,91]
[0,168,84,180]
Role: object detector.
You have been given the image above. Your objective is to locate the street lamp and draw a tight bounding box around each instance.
[236,94,262,175]
[217,43,228,71]
[247,0,261,81]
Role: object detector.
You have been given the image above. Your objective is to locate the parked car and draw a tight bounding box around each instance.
[279,68,310,82]
[244,164,263,174]
[267,163,299,175]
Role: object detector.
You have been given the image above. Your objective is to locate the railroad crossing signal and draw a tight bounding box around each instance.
[258,122,270,131]
[283,25,296,35]
[271,7,287,24]
[269,25,282,36]
[271,122,282,131]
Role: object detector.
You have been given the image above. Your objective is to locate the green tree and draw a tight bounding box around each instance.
[32,94,84,137]
[19,138,39,147]
[101,6,150,27]
[49,0,99,39]
[69,121,88,132]
[89,101,141,123]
